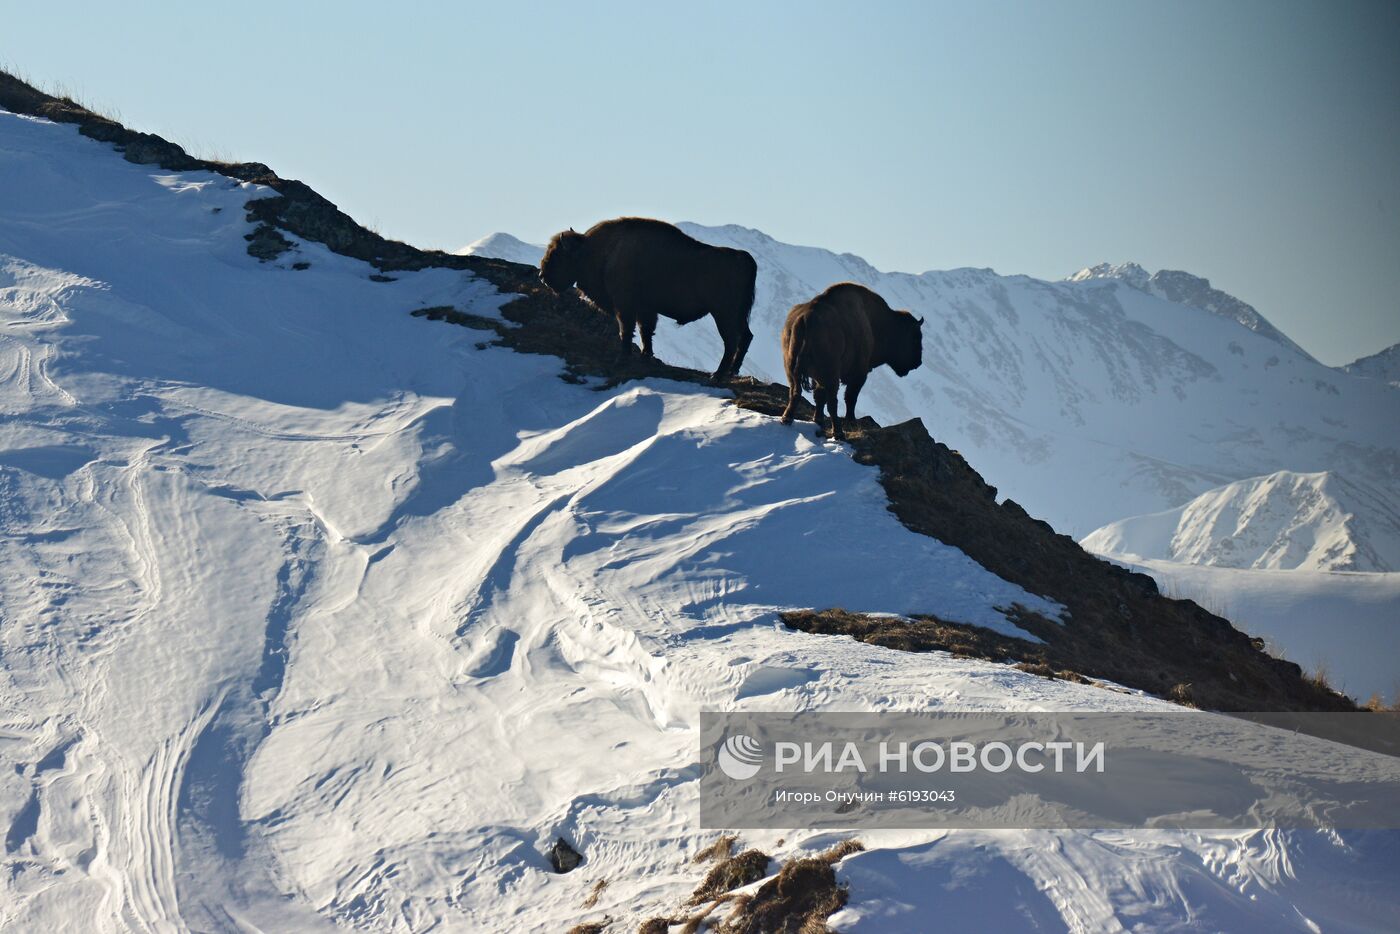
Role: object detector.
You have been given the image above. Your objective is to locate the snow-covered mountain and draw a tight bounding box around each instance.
[1066,261,1315,361]
[465,225,1400,545]
[1081,470,1400,572]
[1344,341,1400,388]
[457,231,545,266]
[8,99,1400,932]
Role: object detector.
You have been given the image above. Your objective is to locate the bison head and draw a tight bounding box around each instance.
[888,311,924,377]
[540,229,587,294]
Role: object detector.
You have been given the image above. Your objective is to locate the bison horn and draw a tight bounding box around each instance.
[917,315,925,325]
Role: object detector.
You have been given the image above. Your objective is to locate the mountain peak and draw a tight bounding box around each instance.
[1343,341,1400,387]
[1066,262,1314,361]
[456,231,544,265]
[1068,261,1151,289]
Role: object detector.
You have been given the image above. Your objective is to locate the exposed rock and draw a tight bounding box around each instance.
[244,224,293,262]
[548,836,584,873]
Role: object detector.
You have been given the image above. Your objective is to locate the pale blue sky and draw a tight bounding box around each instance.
[3,0,1397,364]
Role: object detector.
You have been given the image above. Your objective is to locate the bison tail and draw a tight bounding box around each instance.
[787,317,812,392]
[740,257,757,317]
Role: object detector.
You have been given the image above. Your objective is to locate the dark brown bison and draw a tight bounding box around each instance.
[780,282,923,440]
[539,217,758,380]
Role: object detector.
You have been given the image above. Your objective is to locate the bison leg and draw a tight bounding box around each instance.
[615,309,637,358]
[730,323,754,376]
[712,326,735,382]
[711,348,734,383]
[711,314,750,382]
[639,313,657,359]
[811,383,829,436]
[780,384,801,425]
[828,385,845,441]
[843,373,867,423]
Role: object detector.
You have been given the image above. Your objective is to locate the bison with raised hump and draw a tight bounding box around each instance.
[780,282,924,440]
[539,217,758,381]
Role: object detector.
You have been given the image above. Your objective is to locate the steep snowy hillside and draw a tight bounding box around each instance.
[1344,341,1400,388]
[1110,559,1400,703]
[3,89,1396,933]
[464,225,1400,543]
[1082,470,1400,572]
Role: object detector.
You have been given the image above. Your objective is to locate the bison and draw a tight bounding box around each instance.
[539,217,758,380]
[780,282,923,440]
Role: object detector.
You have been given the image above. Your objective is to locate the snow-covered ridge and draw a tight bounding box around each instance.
[1344,340,1400,388]
[466,224,1399,545]
[1066,261,1313,360]
[1081,470,1400,573]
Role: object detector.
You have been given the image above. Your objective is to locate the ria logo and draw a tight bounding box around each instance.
[717,734,764,780]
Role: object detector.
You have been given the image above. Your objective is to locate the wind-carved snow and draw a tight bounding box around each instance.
[1082,470,1400,573]
[5,111,1398,932]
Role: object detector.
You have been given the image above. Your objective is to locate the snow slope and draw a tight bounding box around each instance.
[1081,470,1400,572]
[5,111,1399,932]
[461,226,1400,548]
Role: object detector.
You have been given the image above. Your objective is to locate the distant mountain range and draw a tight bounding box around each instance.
[462,226,1400,554]
[1082,470,1400,572]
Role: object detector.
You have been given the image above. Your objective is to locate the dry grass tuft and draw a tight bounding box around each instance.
[1306,662,1334,693]
[689,849,770,905]
[582,878,609,909]
[1167,682,1197,707]
[693,833,739,865]
[567,921,610,934]
[815,839,864,864]
[718,856,848,934]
